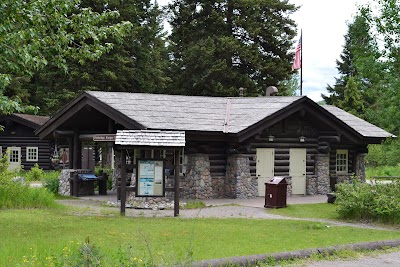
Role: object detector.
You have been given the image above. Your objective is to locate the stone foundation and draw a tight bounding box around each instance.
[337,175,352,184]
[306,175,317,195]
[58,169,92,196]
[285,176,293,196]
[225,155,257,199]
[212,177,225,198]
[315,154,331,194]
[59,169,75,196]
[355,153,366,182]
[111,151,121,191]
[181,154,213,199]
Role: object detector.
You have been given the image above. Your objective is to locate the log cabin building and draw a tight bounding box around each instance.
[0,113,52,170]
[35,91,392,198]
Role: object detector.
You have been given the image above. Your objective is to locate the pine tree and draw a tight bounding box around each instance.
[166,0,298,97]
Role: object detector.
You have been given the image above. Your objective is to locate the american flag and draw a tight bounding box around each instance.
[292,35,302,71]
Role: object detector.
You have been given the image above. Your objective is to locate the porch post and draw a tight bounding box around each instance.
[73,130,82,169]
[174,149,180,217]
[120,149,127,216]
[68,137,73,169]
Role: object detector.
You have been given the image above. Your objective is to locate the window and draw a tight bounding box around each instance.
[336,149,348,174]
[26,147,39,162]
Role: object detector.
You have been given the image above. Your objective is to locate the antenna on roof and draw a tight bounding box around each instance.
[266,86,278,97]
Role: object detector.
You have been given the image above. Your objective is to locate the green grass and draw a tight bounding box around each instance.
[268,203,340,220]
[366,166,400,178]
[1,208,400,266]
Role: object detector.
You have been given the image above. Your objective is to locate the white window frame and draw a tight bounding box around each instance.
[26,147,39,162]
[336,149,348,174]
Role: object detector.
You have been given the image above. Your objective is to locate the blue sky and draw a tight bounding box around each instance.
[157,0,369,101]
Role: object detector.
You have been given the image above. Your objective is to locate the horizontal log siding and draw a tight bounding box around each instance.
[208,145,227,178]
[0,136,52,170]
[185,141,227,178]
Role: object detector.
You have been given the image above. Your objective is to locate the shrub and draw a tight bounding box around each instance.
[42,171,60,195]
[0,180,56,209]
[26,163,45,181]
[335,180,400,224]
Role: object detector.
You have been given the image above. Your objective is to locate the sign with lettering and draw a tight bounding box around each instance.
[93,134,116,142]
[136,159,165,197]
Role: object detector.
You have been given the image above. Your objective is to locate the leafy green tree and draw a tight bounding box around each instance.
[361,1,400,135]
[0,0,132,114]
[166,0,298,97]
[322,13,381,118]
[278,73,300,96]
[19,0,169,115]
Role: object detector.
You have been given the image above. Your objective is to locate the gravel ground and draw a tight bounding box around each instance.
[297,250,400,267]
[57,197,396,231]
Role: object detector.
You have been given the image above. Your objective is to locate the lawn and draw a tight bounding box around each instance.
[268,203,340,220]
[1,208,400,266]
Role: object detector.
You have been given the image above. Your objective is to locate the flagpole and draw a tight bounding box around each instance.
[300,29,303,96]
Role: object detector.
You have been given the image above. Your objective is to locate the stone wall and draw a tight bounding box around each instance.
[337,175,352,184]
[59,169,75,196]
[355,153,366,182]
[212,177,225,198]
[306,175,317,195]
[315,154,331,194]
[58,169,92,196]
[285,176,293,196]
[181,154,213,199]
[111,151,121,191]
[225,155,257,199]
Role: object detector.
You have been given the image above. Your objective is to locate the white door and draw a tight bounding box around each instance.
[8,147,21,171]
[256,148,274,196]
[290,148,307,195]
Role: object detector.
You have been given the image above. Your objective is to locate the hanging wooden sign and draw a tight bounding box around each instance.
[93,134,116,142]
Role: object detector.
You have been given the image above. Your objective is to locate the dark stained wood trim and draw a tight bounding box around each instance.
[0,114,41,130]
[237,98,306,142]
[185,131,236,142]
[120,149,127,216]
[237,98,366,144]
[36,92,145,139]
[114,145,185,151]
[174,149,180,217]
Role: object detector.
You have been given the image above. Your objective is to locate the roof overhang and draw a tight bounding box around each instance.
[0,114,41,130]
[236,97,369,144]
[35,92,145,139]
[115,130,185,149]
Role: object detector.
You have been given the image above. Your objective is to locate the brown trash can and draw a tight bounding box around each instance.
[264,176,288,208]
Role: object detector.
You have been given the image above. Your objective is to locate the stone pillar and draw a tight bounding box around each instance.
[111,151,121,191]
[225,155,257,199]
[58,169,76,196]
[315,154,330,194]
[306,175,317,195]
[182,154,213,199]
[355,153,366,182]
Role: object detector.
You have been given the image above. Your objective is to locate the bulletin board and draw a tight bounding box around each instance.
[136,159,165,197]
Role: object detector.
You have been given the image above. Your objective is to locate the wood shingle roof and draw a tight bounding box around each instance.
[115,130,185,147]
